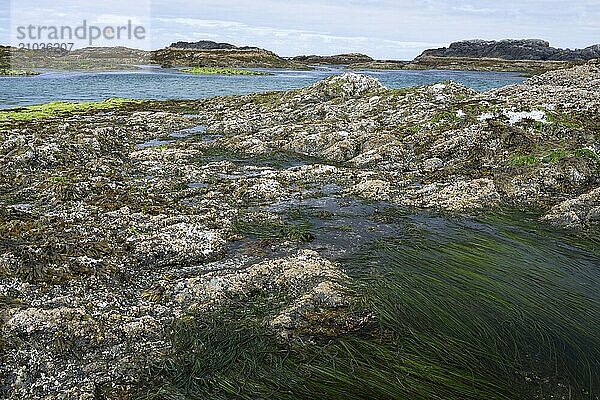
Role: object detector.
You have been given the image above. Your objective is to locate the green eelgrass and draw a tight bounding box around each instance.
[233,215,314,243]
[135,211,600,400]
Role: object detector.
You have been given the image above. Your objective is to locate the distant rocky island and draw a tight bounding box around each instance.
[420,39,600,61]
[1,39,598,75]
[409,39,600,75]
[289,39,599,73]
[153,43,299,69]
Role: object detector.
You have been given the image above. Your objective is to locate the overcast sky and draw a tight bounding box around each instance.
[1,0,598,59]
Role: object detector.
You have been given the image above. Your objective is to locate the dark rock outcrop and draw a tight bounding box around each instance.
[169,40,261,52]
[291,53,373,65]
[419,39,600,61]
[170,40,237,50]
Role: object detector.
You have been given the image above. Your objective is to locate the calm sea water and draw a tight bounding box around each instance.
[0,66,525,108]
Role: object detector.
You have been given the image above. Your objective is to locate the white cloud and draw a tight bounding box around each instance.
[2,0,597,58]
[155,18,246,29]
[94,14,147,25]
[153,17,442,58]
[451,5,498,14]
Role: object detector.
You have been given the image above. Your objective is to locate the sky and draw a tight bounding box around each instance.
[0,0,598,59]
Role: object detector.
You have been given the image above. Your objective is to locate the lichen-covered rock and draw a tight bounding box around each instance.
[524,59,600,89]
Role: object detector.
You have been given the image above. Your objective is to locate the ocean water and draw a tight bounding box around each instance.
[0,66,525,108]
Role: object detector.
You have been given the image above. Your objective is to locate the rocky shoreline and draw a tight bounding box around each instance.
[0,60,599,398]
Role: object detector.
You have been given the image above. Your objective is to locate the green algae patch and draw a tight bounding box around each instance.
[250,91,285,108]
[0,98,137,124]
[509,154,540,167]
[427,110,466,131]
[0,69,39,76]
[509,147,600,167]
[388,86,419,95]
[545,111,585,130]
[182,67,269,76]
[405,124,423,133]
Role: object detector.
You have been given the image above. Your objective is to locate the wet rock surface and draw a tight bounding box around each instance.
[0,62,599,398]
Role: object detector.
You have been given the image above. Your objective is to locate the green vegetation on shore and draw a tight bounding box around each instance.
[509,147,600,167]
[182,67,268,75]
[0,68,39,76]
[0,98,136,124]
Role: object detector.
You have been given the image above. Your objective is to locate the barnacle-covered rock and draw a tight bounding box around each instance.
[294,73,385,101]
[130,215,226,267]
[403,179,501,211]
[542,187,600,228]
[168,250,350,338]
[170,250,344,304]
